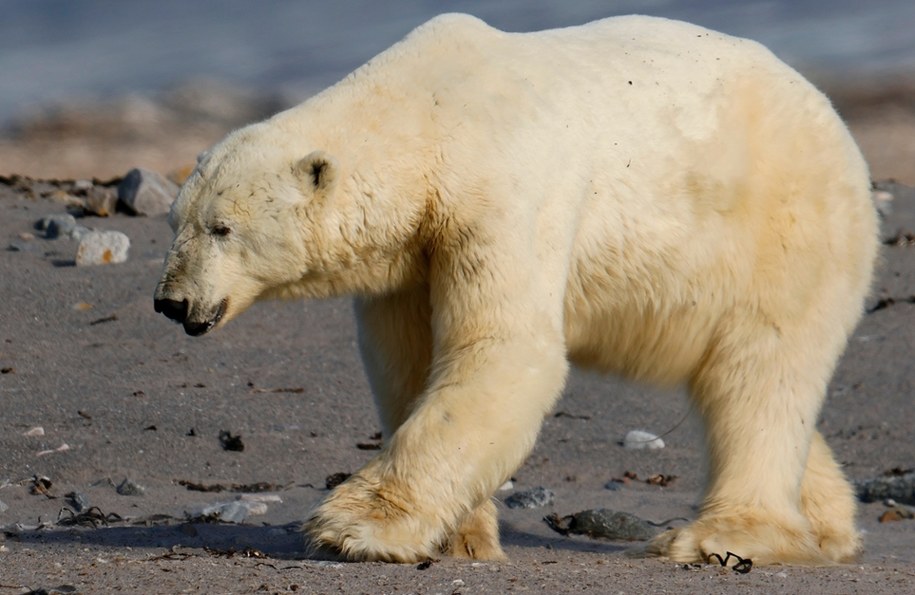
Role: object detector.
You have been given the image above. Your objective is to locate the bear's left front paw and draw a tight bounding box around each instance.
[304,472,445,563]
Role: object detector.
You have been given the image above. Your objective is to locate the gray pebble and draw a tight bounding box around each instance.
[857,471,915,505]
[40,214,78,239]
[118,168,179,216]
[604,479,625,491]
[75,230,130,266]
[7,240,37,252]
[70,225,92,241]
[66,491,90,512]
[116,478,145,496]
[545,508,657,541]
[504,486,555,509]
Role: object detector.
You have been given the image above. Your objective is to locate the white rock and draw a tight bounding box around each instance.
[238,493,282,503]
[22,426,45,437]
[623,430,665,450]
[75,231,130,266]
[499,480,513,491]
[198,500,269,523]
[36,443,70,456]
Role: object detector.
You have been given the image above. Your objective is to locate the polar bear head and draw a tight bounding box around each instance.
[153,124,342,336]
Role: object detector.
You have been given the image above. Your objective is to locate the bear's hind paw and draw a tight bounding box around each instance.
[645,513,836,566]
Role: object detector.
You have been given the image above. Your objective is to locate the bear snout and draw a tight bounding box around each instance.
[154,297,189,323]
[154,297,229,337]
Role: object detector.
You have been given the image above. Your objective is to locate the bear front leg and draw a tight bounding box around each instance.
[305,330,567,562]
[306,231,569,562]
[353,288,505,560]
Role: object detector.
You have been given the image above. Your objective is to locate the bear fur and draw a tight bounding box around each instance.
[154,14,878,565]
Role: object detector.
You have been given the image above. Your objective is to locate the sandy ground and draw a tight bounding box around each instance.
[0,85,914,593]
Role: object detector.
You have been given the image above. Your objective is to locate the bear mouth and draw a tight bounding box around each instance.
[183,298,229,337]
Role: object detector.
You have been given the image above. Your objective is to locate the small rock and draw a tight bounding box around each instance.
[325,472,351,490]
[22,426,45,437]
[878,499,914,522]
[218,430,244,452]
[238,493,282,503]
[857,471,915,505]
[499,480,514,491]
[0,499,8,514]
[604,479,625,491]
[116,478,145,496]
[69,224,92,241]
[623,430,665,450]
[65,491,90,513]
[7,240,37,252]
[504,486,555,509]
[17,232,34,241]
[197,500,268,523]
[75,231,130,266]
[36,443,70,457]
[83,186,119,217]
[872,189,893,218]
[40,214,78,239]
[544,509,657,541]
[118,168,179,216]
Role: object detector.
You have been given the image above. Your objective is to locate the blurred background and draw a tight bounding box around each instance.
[2,0,914,182]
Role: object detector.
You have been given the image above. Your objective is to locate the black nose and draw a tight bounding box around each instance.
[154,298,189,323]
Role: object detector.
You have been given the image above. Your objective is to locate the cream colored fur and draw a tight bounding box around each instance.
[155,14,878,565]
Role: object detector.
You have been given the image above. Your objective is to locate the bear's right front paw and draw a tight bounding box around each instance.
[304,472,445,563]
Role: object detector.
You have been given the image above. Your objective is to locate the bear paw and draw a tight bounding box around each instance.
[645,510,840,566]
[304,472,445,563]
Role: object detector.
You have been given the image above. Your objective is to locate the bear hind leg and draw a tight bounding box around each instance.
[650,314,850,565]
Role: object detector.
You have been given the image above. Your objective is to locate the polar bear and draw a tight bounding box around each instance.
[154,14,878,565]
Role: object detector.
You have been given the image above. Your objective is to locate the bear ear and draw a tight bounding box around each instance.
[294,150,338,196]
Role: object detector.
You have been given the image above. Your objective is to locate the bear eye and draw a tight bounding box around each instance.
[211,223,232,237]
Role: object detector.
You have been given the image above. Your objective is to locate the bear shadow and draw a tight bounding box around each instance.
[8,520,633,562]
[499,522,633,556]
[6,521,311,560]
